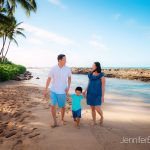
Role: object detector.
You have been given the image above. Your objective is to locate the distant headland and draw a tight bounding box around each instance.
[72,67,150,82]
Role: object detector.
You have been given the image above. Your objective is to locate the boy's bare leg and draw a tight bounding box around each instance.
[51,105,57,127]
[60,107,65,125]
[76,118,80,128]
[74,118,77,127]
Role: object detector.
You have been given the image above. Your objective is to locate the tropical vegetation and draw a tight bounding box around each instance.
[0,0,37,81]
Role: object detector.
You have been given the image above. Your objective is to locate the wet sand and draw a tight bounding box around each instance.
[0,81,150,150]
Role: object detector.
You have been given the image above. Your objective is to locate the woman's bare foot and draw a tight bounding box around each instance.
[100,116,104,125]
[76,125,80,129]
[61,120,66,125]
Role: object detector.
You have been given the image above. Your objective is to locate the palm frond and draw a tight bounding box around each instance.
[16,0,37,16]
[0,13,11,27]
[12,37,18,46]
[16,27,24,31]
[16,30,26,38]
[15,21,23,27]
[0,0,5,5]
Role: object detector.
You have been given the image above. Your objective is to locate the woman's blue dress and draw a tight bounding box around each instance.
[86,72,104,106]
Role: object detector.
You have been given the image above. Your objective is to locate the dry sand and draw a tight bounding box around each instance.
[0,81,150,150]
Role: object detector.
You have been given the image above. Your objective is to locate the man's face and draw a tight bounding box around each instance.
[59,56,66,66]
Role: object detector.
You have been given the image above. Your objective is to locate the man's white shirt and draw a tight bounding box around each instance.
[48,65,72,94]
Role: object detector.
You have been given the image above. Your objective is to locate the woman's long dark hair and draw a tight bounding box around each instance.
[92,62,101,73]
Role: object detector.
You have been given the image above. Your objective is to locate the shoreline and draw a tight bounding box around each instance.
[26,67,150,82]
[0,81,150,150]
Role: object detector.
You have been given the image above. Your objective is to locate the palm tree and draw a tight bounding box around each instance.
[0,10,15,58]
[0,0,37,16]
[0,0,37,34]
[0,0,36,60]
[4,22,26,60]
[0,15,25,61]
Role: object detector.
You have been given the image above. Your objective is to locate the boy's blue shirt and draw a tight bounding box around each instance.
[71,94,84,111]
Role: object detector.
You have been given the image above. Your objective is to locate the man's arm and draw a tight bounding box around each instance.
[66,76,71,95]
[68,76,71,90]
[43,77,51,98]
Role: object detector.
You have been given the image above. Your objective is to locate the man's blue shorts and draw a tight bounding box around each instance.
[50,91,66,108]
[72,109,81,118]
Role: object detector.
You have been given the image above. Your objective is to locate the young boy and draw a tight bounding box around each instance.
[70,87,84,128]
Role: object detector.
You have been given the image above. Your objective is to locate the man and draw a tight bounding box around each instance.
[44,54,72,128]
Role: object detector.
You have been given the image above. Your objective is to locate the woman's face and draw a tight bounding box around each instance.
[92,63,97,72]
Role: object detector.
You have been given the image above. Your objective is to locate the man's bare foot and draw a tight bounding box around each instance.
[51,123,58,128]
[90,121,97,126]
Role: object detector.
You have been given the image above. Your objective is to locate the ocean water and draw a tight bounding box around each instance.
[27,68,150,103]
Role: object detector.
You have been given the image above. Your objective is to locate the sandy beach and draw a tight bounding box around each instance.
[0,81,150,150]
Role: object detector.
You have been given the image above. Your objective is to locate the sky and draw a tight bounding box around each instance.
[2,0,150,67]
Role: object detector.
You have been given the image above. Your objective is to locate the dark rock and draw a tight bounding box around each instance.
[0,128,3,134]
[28,133,40,138]
[5,131,17,138]
[13,71,33,81]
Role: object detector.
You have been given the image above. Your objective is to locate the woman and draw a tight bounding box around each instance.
[83,62,106,125]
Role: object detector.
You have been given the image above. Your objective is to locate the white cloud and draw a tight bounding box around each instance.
[89,34,107,50]
[126,18,137,27]
[145,33,150,39]
[22,23,74,45]
[90,40,105,49]
[112,13,121,21]
[28,37,43,45]
[48,0,66,9]
[7,46,58,67]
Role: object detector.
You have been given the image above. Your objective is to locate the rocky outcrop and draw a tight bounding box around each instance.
[71,68,150,82]
[13,71,33,81]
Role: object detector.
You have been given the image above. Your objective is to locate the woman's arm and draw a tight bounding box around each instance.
[101,77,106,102]
[83,80,89,97]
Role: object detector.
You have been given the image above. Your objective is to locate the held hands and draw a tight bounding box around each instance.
[82,91,86,98]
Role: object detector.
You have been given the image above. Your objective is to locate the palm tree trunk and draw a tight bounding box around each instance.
[0,35,7,62]
[0,35,7,57]
[0,36,5,55]
[4,40,11,60]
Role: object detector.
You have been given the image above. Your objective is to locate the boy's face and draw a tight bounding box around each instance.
[75,90,81,96]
